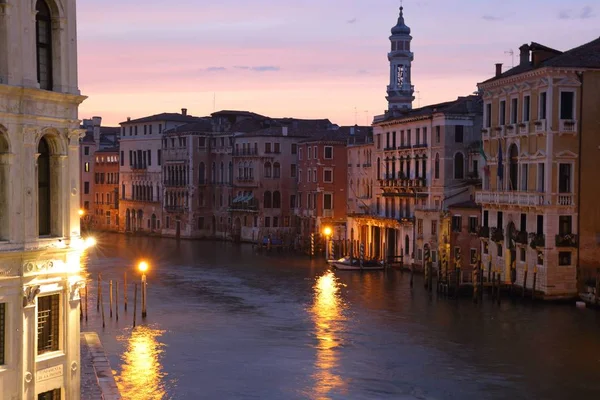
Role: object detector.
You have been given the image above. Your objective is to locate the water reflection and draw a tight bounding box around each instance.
[116,326,168,400]
[310,271,348,398]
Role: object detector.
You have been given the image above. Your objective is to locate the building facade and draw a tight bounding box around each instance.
[476,39,600,298]
[118,109,200,234]
[0,0,87,399]
[92,147,120,232]
[443,201,482,284]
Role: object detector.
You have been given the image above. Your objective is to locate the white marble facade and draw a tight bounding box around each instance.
[0,1,86,399]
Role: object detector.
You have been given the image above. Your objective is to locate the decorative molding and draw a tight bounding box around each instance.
[22,260,56,275]
[24,372,33,384]
[555,150,578,159]
[22,285,40,307]
[69,280,85,301]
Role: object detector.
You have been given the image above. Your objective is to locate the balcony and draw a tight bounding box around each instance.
[555,233,578,248]
[412,143,428,149]
[379,177,427,189]
[229,196,259,212]
[476,191,546,207]
[515,230,528,245]
[384,146,396,152]
[555,193,575,206]
[322,209,333,218]
[505,124,517,136]
[518,122,529,135]
[534,119,547,133]
[559,120,577,134]
[529,233,545,249]
[233,149,258,156]
[491,227,504,243]
[494,126,505,137]
[477,226,490,238]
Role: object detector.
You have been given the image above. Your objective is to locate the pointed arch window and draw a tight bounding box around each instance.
[36,0,53,90]
[264,162,272,178]
[273,162,281,178]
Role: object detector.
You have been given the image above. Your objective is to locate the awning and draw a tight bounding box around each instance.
[232,195,243,203]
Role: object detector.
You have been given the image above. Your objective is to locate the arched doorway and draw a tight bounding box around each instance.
[125,209,131,231]
[508,144,518,191]
[38,136,51,236]
[137,209,143,231]
[151,214,157,230]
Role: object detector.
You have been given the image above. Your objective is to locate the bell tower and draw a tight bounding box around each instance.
[386,6,414,111]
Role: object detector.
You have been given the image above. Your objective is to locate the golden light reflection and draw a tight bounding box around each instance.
[310,271,348,398]
[116,326,167,400]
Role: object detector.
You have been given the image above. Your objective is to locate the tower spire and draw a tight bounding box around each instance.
[386,3,414,111]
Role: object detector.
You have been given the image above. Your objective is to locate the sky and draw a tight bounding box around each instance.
[77,0,599,126]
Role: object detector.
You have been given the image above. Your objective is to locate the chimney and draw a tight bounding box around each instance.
[127,117,131,122]
[92,116,102,127]
[495,63,503,77]
[282,126,288,136]
[181,108,187,116]
[519,44,530,66]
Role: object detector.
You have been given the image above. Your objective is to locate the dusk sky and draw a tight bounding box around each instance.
[77,0,598,126]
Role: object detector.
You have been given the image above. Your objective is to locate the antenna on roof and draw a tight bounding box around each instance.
[504,49,514,68]
[354,107,358,125]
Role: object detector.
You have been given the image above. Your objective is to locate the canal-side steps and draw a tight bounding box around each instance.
[81,332,121,400]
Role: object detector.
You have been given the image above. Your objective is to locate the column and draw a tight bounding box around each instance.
[22,288,38,400]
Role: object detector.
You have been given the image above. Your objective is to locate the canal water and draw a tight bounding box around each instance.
[81,233,600,400]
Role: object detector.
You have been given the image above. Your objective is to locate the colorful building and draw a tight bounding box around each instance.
[92,147,120,232]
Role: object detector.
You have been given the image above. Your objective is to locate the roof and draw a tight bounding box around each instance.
[236,126,311,139]
[376,95,482,124]
[299,130,351,143]
[163,119,213,134]
[481,36,600,84]
[95,146,119,153]
[448,200,481,210]
[120,113,203,125]
[211,110,267,119]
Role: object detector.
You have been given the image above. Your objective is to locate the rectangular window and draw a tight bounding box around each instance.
[521,164,528,191]
[417,219,423,235]
[84,162,89,172]
[416,128,420,145]
[274,143,280,153]
[158,150,162,166]
[499,100,506,125]
[323,169,333,183]
[298,148,303,160]
[291,144,297,155]
[324,193,332,210]
[537,215,544,235]
[451,216,462,232]
[37,294,59,355]
[307,146,312,159]
[537,163,545,192]
[523,95,531,122]
[435,126,441,143]
[422,127,428,145]
[483,210,489,227]
[291,164,297,178]
[559,216,572,235]
[290,195,296,208]
[558,163,572,193]
[84,181,89,194]
[539,92,547,119]
[407,129,411,145]
[147,150,152,166]
[298,192,302,208]
[273,217,279,228]
[520,247,526,262]
[264,217,271,228]
[144,125,147,135]
[559,251,572,266]
[377,135,381,149]
[560,91,574,120]
[520,213,527,232]
[198,137,206,147]
[265,143,272,153]
[134,126,138,135]
[468,216,478,233]
[84,147,89,156]
[307,170,311,183]
[455,126,463,143]
[470,249,477,265]
[38,389,61,400]
[324,146,333,159]
[159,124,163,133]
[485,103,492,128]
[510,98,518,124]
[129,126,132,135]
[313,146,318,159]
[120,151,124,166]
[431,220,437,235]
[497,211,503,229]
[166,216,170,229]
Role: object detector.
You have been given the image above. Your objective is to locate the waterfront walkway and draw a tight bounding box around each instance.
[81,332,121,400]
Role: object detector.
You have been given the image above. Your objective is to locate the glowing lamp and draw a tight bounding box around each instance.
[78,209,85,216]
[323,227,332,237]
[138,261,149,273]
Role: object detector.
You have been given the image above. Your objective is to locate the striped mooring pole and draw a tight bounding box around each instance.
[310,233,315,257]
[359,242,365,268]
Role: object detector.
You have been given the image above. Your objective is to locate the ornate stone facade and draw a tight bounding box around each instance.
[0,1,86,399]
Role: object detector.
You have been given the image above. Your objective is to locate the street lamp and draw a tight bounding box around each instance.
[138,261,149,319]
[323,227,332,261]
[78,209,85,217]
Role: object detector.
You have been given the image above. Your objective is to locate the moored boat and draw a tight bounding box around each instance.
[329,257,384,271]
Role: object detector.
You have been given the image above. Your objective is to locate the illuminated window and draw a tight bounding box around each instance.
[37,294,59,355]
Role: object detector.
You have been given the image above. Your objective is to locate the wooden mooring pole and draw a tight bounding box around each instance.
[109,280,113,318]
[97,273,101,312]
[133,283,138,328]
[124,271,128,311]
[116,281,119,321]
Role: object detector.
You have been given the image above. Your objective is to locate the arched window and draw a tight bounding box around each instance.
[434,153,440,179]
[264,162,272,178]
[264,191,272,208]
[36,0,53,90]
[199,162,205,184]
[238,162,243,179]
[508,144,518,191]
[273,191,281,208]
[38,136,51,236]
[220,161,224,183]
[212,162,216,183]
[273,162,281,178]
[454,152,464,179]
[228,161,233,183]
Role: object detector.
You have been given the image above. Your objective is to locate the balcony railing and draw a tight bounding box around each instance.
[476,191,546,207]
[412,143,428,149]
[529,233,545,249]
[518,122,529,135]
[379,177,427,188]
[515,230,528,245]
[477,226,490,238]
[233,149,258,156]
[131,163,147,170]
[490,227,504,243]
[559,120,577,134]
[534,119,547,133]
[322,209,333,217]
[555,233,578,248]
[556,193,575,206]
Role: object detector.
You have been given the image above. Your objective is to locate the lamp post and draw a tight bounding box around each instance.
[323,227,332,261]
[138,261,149,319]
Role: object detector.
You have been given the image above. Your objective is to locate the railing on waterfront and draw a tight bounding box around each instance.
[476,191,576,207]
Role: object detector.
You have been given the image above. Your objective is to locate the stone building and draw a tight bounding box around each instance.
[476,38,600,298]
[118,109,200,234]
[346,129,375,217]
[92,147,120,232]
[443,201,482,284]
[0,0,87,399]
